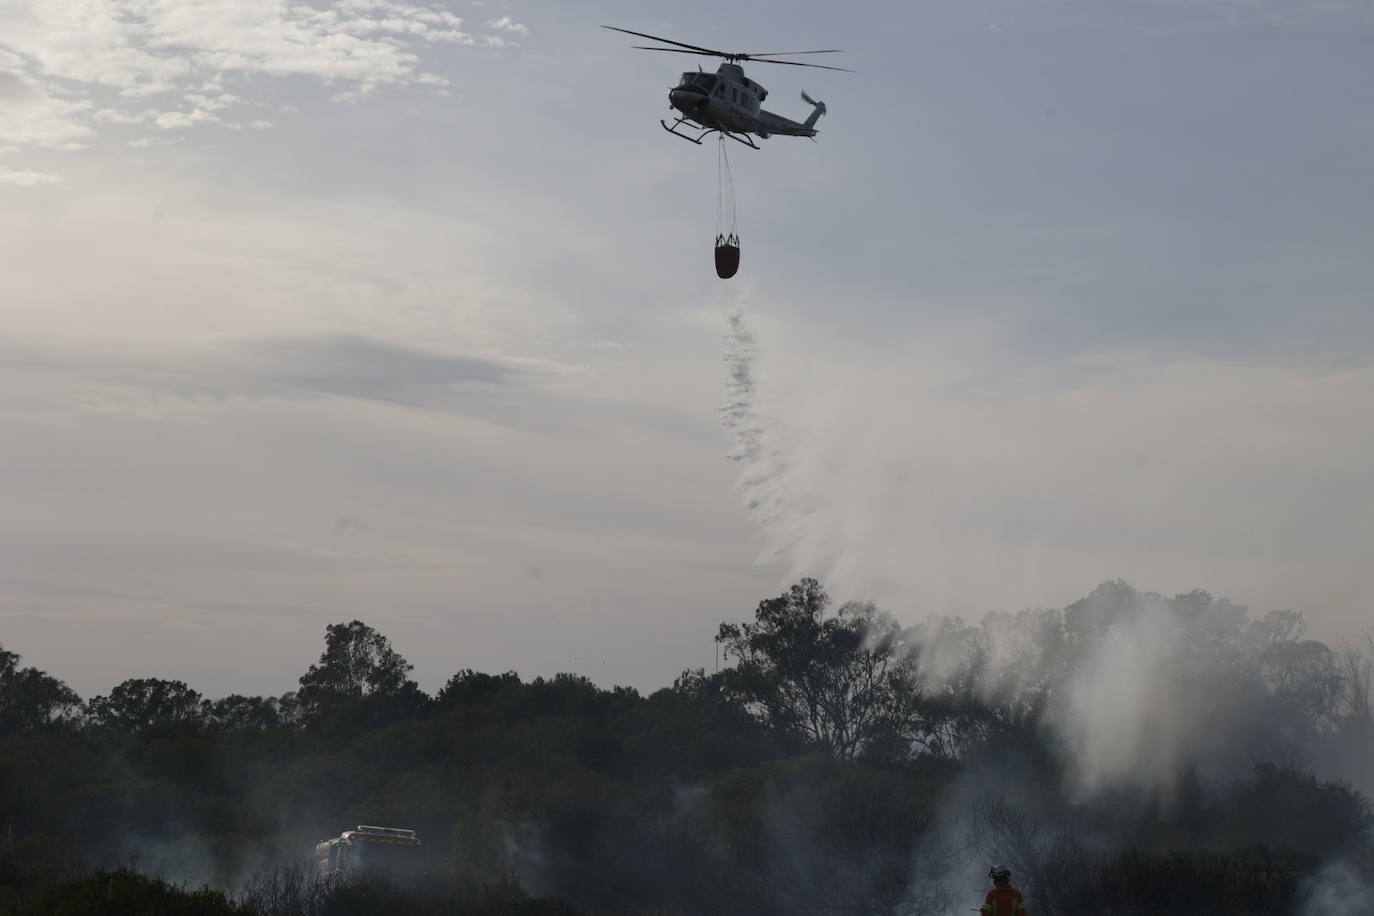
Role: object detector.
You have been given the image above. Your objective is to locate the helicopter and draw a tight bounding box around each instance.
[604,26,850,150]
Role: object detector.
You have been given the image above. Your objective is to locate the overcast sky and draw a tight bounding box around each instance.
[3,0,1372,700]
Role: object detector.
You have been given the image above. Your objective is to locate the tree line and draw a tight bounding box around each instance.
[1,579,1372,915]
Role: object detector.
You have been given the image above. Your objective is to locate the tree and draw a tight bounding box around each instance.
[1221,761,1373,860]
[0,644,82,734]
[295,620,427,722]
[85,678,206,731]
[1246,610,1344,736]
[716,579,928,761]
[436,669,521,708]
[1335,633,1374,724]
[205,694,282,730]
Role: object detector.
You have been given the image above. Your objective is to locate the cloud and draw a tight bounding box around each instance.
[486,16,528,34]
[154,108,220,129]
[0,333,537,418]
[0,163,61,186]
[0,2,190,96]
[0,62,94,149]
[182,92,242,111]
[126,135,186,147]
[243,333,532,404]
[0,0,518,151]
[93,108,160,124]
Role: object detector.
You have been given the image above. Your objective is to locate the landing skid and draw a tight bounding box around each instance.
[660,117,760,150]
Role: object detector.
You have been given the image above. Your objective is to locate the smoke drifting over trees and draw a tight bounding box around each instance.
[1,579,1371,915]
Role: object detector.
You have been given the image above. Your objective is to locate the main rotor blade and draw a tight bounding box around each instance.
[603,26,727,57]
[633,46,722,57]
[750,58,854,72]
[740,50,844,57]
[634,46,854,70]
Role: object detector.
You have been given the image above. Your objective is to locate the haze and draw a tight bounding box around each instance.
[2,0,1372,701]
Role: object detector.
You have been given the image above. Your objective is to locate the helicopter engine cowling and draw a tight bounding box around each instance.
[668,86,710,114]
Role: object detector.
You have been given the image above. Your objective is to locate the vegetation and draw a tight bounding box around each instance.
[1,580,1371,915]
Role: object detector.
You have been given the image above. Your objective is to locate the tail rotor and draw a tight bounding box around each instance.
[801,90,826,118]
[800,90,827,133]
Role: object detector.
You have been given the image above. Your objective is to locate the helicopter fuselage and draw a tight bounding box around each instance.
[667,63,819,141]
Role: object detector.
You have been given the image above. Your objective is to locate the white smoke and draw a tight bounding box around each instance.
[715,310,1374,631]
[1050,603,1192,797]
[718,311,1374,798]
[1298,861,1374,915]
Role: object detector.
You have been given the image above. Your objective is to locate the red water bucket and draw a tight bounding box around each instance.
[714,234,740,279]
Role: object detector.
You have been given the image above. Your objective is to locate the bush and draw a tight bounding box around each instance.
[7,867,247,916]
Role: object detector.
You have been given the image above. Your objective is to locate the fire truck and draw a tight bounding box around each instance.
[314,825,424,878]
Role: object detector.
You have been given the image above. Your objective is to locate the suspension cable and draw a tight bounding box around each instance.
[716,135,724,239]
[716,134,738,242]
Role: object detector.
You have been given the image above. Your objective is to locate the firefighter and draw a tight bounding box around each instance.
[980,866,1028,915]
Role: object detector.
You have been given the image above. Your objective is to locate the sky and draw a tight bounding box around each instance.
[2,0,1372,700]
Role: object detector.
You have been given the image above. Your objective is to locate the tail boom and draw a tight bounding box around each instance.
[757,92,827,138]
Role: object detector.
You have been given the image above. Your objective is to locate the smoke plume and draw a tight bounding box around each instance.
[719,312,1374,803]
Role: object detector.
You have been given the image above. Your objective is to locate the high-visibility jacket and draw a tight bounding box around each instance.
[981,882,1028,915]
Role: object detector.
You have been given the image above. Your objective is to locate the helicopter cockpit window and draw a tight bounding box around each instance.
[680,73,716,91]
